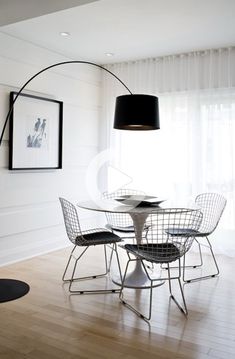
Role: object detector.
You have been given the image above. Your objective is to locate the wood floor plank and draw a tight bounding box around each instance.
[0,247,235,358]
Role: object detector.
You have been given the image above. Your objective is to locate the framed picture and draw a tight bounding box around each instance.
[9,92,63,170]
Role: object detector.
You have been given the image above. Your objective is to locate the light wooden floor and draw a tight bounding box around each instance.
[0,245,235,359]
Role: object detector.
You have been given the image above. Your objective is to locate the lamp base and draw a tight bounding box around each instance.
[0,279,30,303]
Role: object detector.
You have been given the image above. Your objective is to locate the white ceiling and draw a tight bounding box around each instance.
[1,0,235,64]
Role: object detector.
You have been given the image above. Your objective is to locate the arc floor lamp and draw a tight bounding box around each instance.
[0,60,160,302]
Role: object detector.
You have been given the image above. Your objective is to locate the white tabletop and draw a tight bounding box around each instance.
[77,197,200,215]
[77,199,169,214]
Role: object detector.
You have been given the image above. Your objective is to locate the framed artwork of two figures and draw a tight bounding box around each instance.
[9,92,63,170]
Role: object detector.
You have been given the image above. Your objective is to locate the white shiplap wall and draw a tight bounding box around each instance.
[0,32,103,266]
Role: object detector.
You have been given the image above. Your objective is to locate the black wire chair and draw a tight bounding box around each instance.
[59,197,122,294]
[119,208,203,320]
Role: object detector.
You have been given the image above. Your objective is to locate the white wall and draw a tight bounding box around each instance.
[0,32,102,266]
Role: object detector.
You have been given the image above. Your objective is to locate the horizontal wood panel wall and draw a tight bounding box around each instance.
[0,32,103,266]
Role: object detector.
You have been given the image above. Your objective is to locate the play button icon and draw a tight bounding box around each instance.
[86,149,133,201]
[107,165,132,192]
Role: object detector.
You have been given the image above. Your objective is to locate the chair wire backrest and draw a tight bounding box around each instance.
[59,197,83,244]
[142,208,203,263]
[195,193,227,235]
[103,189,145,229]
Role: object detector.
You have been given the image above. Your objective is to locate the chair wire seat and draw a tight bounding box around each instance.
[59,197,122,294]
[124,242,182,263]
[75,228,121,246]
[119,208,203,320]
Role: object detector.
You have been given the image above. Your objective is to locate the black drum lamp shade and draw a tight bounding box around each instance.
[114,94,160,130]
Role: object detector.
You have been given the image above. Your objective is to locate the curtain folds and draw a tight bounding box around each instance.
[101,48,235,256]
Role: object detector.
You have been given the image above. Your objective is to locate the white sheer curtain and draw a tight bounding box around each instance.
[101,48,235,256]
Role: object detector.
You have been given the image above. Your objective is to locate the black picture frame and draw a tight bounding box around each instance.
[9,92,63,170]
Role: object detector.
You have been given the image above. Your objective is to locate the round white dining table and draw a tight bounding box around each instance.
[77,199,166,289]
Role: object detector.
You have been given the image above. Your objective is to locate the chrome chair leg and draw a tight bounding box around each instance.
[104,244,108,273]
[161,240,203,270]
[119,256,153,321]
[196,240,203,268]
[183,237,220,283]
[115,244,123,284]
[107,244,113,272]
[62,245,77,281]
[167,262,188,315]
[63,244,121,294]
[120,258,188,320]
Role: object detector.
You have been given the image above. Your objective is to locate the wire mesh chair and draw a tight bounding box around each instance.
[59,197,122,294]
[102,189,149,240]
[119,208,203,320]
[181,192,227,283]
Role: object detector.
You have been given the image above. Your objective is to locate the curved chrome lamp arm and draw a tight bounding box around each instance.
[0,60,160,145]
[0,60,133,146]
